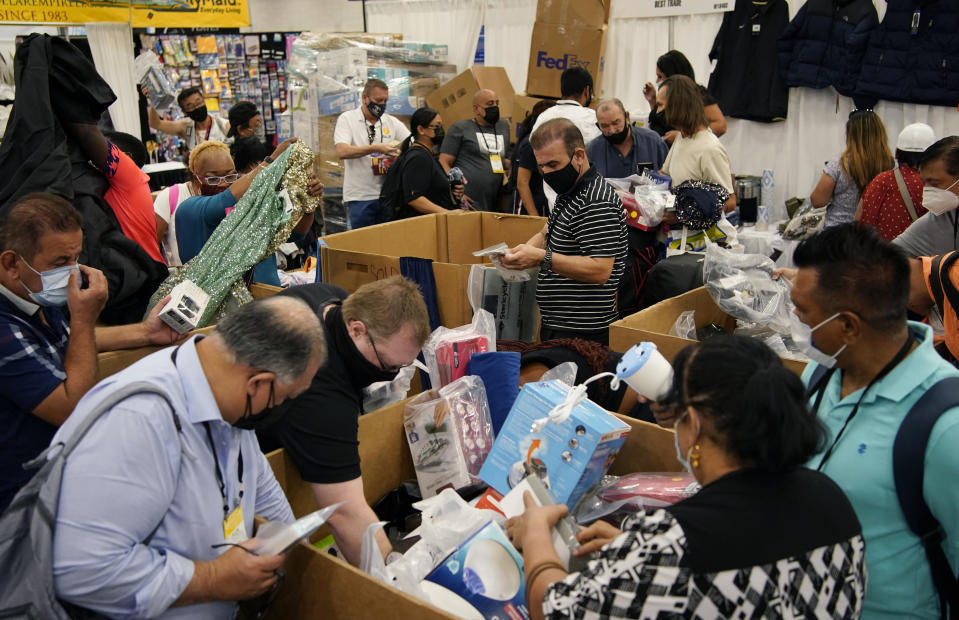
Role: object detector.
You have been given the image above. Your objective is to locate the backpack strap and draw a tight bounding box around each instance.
[168,184,180,217]
[804,364,833,401]
[937,253,959,323]
[931,255,948,319]
[894,165,919,222]
[892,376,959,619]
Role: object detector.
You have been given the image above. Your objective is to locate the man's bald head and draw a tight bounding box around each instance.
[473,89,497,106]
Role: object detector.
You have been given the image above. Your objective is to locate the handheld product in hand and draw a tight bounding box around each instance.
[252,502,343,556]
[158,280,210,334]
[615,342,674,402]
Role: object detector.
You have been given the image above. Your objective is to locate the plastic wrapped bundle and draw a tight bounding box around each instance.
[574,473,700,523]
[404,375,495,497]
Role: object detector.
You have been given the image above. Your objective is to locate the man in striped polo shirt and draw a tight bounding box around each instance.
[502,118,627,345]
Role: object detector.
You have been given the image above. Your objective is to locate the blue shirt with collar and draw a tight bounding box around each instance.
[585,125,669,180]
[0,285,69,512]
[52,336,294,619]
[804,322,959,619]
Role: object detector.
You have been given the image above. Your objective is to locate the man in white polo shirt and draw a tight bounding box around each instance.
[334,78,411,229]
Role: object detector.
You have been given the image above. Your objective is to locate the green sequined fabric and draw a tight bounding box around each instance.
[148,140,320,327]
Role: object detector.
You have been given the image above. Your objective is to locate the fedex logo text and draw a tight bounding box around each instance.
[536,51,591,71]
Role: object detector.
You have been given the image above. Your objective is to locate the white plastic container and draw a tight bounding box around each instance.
[615,342,674,402]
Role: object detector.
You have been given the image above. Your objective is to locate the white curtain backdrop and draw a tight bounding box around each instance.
[366,0,485,73]
[483,0,537,93]
[85,22,140,136]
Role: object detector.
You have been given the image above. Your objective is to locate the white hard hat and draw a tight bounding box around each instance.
[897,123,936,152]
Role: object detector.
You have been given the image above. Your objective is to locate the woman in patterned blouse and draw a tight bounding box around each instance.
[507,335,866,620]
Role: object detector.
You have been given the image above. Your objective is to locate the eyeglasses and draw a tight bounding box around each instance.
[202,172,241,185]
[367,332,413,373]
[367,124,377,145]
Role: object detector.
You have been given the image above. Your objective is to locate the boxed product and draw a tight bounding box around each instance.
[526,21,607,99]
[479,380,631,508]
[404,376,494,497]
[426,66,516,129]
[402,41,450,64]
[608,286,807,376]
[423,521,529,620]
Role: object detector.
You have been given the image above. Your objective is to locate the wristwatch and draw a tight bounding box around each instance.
[542,248,553,272]
[264,156,274,164]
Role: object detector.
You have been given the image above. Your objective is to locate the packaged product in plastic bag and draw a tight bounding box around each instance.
[422,309,496,388]
[573,473,700,523]
[668,310,697,340]
[472,243,533,282]
[404,376,495,497]
[134,51,177,112]
[467,265,537,342]
[704,242,794,335]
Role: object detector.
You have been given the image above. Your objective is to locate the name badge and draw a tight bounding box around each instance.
[223,505,248,544]
[489,153,505,174]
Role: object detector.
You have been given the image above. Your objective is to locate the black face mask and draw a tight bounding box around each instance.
[431,127,445,143]
[483,105,500,125]
[186,105,209,123]
[367,101,386,119]
[233,381,276,430]
[327,305,398,388]
[543,159,582,195]
[604,124,630,145]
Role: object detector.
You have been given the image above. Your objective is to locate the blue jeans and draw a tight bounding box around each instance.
[347,199,383,229]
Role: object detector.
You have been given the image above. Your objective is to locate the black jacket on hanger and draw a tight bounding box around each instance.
[0,34,167,324]
[708,0,790,122]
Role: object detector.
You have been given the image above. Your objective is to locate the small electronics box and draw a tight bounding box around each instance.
[479,380,631,508]
[158,280,210,334]
[423,521,529,620]
[435,336,488,387]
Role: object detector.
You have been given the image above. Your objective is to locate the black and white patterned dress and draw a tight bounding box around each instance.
[544,468,866,619]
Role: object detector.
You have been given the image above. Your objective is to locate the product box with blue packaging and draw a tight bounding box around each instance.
[478,380,631,508]
[424,521,530,620]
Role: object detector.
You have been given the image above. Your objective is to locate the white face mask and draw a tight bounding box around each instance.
[19,256,78,307]
[922,178,959,215]
[790,312,847,369]
[673,411,700,475]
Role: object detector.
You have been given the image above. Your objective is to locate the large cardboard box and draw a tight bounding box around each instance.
[319,211,545,328]
[608,286,807,376]
[536,0,611,28]
[526,21,607,99]
[509,93,545,142]
[264,397,680,619]
[426,66,516,130]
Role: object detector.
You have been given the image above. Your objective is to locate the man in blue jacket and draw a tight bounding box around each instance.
[586,99,668,179]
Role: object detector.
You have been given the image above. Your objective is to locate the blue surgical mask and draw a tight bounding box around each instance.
[20,256,78,307]
[673,411,700,475]
[790,312,847,369]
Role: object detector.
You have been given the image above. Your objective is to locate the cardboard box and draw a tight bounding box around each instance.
[319,211,546,328]
[536,0,611,28]
[509,94,545,140]
[479,380,630,507]
[263,396,679,619]
[426,66,516,130]
[608,286,808,376]
[526,22,607,99]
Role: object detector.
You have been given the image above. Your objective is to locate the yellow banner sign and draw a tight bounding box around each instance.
[0,0,249,26]
[0,1,129,24]
[131,0,249,28]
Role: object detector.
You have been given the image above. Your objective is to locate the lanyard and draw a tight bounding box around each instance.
[203,422,244,518]
[170,345,244,518]
[813,333,915,471]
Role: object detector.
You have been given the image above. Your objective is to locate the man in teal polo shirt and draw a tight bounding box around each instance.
[789,223,959,619]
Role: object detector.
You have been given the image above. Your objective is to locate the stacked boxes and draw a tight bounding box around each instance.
[526,0,610,99]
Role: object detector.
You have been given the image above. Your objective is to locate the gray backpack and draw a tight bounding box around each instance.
[0,382,178,619]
